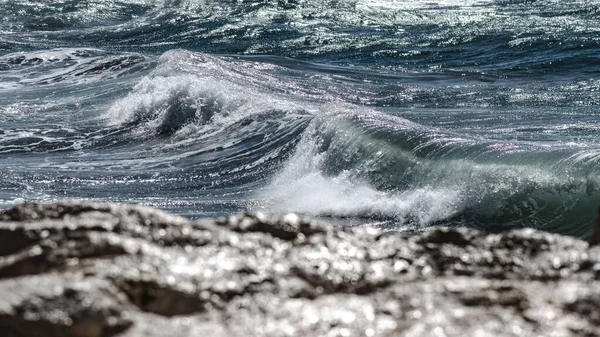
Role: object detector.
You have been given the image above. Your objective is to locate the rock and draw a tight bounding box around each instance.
[589,206,600,246]
[0,201,598,337]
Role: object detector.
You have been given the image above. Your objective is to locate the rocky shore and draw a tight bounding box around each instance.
[0,201,599,337]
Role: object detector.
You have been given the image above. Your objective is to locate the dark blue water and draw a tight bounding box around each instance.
[1,0,600,237]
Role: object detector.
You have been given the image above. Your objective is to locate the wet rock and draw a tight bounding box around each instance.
[589,206,600,246]
[0,201,599,337]
[0,275,131,337]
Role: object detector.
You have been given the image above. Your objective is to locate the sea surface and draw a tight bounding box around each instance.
[1,0,599,237]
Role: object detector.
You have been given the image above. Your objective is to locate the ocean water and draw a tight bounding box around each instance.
[1,0,599,237]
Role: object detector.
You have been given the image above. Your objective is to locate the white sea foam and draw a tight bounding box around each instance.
[104,50,312,139]
[262,170,462,227]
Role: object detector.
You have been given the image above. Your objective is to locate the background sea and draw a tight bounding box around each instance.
[1,0,599,237]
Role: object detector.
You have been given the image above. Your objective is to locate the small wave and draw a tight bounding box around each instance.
[0,49,151,90]
[0,127,85,154]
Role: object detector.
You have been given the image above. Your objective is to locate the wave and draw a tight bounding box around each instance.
[103,50,314,144]
[0,49,151,90]
[258,110,600,237]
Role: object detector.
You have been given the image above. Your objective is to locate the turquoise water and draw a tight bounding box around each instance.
[1,0,600,237]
